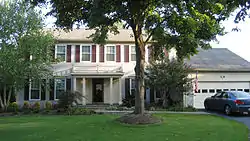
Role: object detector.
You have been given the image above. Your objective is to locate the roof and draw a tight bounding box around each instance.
[185,48,250,72]
[45,28,149,43]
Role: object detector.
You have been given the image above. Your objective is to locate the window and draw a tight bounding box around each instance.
[237,89,243,91]
[223,89,229,91]
[202,89,208,93]
[81,45,91,61]
[195,89,200,93]
[209,89,215,93]
[231,91,250,98]
[230,89,236,91]
[216,89,222,93]
[130,79,136,96]
[131,46,136,61]
[106,46,115,61]
[55,79,66,99]
[56,45,66,61]
[30,81,40,100]
[244,89,249,92]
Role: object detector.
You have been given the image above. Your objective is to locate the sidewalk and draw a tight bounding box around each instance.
[94,109,210,115]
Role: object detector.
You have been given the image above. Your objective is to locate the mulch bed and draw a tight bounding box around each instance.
[116,113,162,125]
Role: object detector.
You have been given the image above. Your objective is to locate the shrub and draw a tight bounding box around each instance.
[45,101,52,110]
[67,107,96,115]
[7,102,18,113]
[121,94,135,108]
[32,102,40,113]
[22,101,31,114]
[58,91,85,111]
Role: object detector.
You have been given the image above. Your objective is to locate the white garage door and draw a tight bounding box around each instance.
[194,82,250,109]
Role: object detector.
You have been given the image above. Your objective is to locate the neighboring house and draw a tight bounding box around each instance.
[183,48,250,109]
[16,28,176,107]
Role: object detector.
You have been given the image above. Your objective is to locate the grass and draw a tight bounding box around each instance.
[0,114,248,141]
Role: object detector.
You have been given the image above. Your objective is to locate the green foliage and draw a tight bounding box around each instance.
[121,94,135,108]
[22,101,31,114]
[58,91,85,111]
[45,101,52,110]
[0,0,54,111]
[67,108,96,116]
[7,102,18,113]
[32,102,40,113]
[145,58,193,108]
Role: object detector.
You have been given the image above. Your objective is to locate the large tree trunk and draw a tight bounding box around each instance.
[133,27,145,115]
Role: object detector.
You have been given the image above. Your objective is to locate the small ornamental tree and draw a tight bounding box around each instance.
[31,0,238,117]
[145,58,193,108]
[0,0,54,111]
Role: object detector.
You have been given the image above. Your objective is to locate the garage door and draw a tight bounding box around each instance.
[193,82,250,109]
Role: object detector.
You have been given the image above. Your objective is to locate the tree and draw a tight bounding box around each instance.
[31,0,238,115]
[0,0,54,111]
[145,58,193,108]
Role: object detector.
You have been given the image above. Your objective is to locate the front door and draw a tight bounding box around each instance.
[92,78,104,103]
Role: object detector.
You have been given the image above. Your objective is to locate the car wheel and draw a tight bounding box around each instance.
[224,105,232,115]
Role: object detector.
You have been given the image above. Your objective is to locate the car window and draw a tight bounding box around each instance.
[231,91,250,98]
[222,92,230,98]
[213,92,222,98]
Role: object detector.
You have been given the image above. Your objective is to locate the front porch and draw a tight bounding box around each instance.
[72,76,122,105]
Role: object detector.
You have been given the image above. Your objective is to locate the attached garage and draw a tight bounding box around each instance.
[193,81,250,109]
[185,48,250,109]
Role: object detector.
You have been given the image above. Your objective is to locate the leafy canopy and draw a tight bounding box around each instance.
[32,0,238,58]
[0,0,54,90]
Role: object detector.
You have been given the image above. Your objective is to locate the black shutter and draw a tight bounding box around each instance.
[24,79,29,100]
[66,78,71,91]
[125,78,130,99]
[49,79,54,100]
[41,79,46,100]
[150,87,155,103]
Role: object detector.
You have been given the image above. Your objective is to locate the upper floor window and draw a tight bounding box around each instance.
[56,45,66,61]
[81,45,91,61]
[131,46,136,61]
[55,78,66,99]
[30,80,40,100]
[106,46,115,61]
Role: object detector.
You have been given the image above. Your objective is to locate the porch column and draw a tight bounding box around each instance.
[109,77,113,105]
[82,77,86,105]
[72,77,76,92]
[118,78,122,104]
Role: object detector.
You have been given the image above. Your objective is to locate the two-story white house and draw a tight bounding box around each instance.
[16,28,176,107]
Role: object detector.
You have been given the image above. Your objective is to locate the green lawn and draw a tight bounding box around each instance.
[0,114,248,141]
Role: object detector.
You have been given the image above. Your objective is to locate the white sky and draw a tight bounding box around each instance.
[40,6,250,62]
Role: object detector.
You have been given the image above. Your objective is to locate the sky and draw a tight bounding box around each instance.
[40,6,250,62]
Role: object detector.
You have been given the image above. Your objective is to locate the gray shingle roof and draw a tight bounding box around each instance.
[184,48,250,71]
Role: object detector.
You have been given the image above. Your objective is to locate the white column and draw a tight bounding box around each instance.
[72,77,76,92]
[110,77,113,105]
[118,78,122,104]
[82,77,86,105]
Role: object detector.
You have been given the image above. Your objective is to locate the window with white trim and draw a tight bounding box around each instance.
[56,45,66,61]
[131,46,136,61]
[106,46,116,61]
[55,79,66,99]
[30,81,40,100]
[81,45,91,61]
